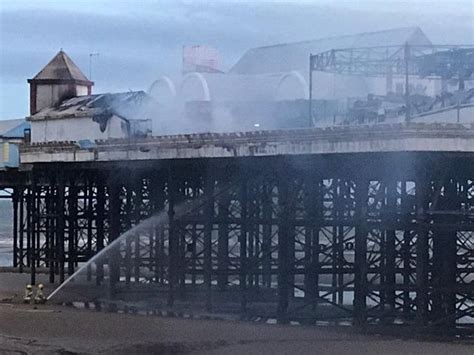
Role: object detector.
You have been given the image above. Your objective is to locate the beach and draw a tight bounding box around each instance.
[0,272,472,354]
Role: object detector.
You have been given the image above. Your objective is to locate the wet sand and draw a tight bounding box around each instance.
[0,272,472,354]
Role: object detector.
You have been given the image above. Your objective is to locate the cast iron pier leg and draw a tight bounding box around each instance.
[277,172,290,324]
[13,188,18,268]
[204,171,214,311]
[416,176,429,326]
[354,178,368,326]
[239,176,248,316]
[108,180,121,298]
[167,170,178,307]
[217,182,230,291]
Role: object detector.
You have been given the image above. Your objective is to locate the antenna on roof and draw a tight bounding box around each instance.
[89,52,100,80]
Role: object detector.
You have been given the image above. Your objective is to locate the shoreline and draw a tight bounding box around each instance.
[0,272,473,354]
[1,302,473,355]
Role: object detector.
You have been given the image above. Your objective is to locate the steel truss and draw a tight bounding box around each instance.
[17,153,474,328]
[308,44,474,122]
[310,44,474,78]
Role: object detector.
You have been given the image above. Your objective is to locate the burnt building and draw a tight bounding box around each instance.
[27,50,152,144]
[150,27,473,132]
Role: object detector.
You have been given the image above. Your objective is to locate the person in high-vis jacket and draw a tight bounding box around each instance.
[23,284,33,303]
[34,284,46,304]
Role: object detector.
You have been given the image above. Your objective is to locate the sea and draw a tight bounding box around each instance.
[0,199,13,266]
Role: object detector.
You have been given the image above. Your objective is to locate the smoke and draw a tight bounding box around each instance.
[2,0,473,119]
[143,68,377,135]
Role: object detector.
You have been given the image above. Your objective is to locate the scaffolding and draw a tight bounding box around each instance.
[309,44,474,123]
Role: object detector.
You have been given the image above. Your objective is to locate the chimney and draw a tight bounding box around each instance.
[27,50,93,115]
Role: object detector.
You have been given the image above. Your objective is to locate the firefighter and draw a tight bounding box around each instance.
[23,284,33,303]
[34,283,46,304]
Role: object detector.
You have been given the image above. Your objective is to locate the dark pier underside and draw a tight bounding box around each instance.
[3,151,474,328]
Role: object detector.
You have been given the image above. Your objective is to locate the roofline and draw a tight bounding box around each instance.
[0,118,27,123]
[229,26,430,74]
[242,26,425,52]
[27,78,94,86]
[27,113,93,121]
[31,50,91,82]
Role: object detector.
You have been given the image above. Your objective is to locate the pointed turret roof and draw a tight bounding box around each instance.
[29,50,93,84]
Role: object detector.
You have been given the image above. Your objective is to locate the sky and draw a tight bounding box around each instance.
[0,0,473,119]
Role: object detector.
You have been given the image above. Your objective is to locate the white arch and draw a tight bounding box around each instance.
[179,72,211,101]
[148,76,177,98]
[276,70,309,100]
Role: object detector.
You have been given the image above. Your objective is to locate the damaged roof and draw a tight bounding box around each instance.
[29,91,153,122]
[230,27,432,75]
[29,50,92,83]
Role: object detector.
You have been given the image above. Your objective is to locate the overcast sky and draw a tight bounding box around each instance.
[1,0,473,118]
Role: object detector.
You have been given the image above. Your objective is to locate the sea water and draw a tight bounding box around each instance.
[0,199,13,266]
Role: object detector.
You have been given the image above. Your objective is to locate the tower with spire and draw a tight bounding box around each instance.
[27,50,93,115]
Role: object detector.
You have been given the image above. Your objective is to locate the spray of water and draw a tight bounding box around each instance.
[47,198,206,301]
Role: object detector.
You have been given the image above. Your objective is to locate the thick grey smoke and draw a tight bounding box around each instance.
[1,0,473,119]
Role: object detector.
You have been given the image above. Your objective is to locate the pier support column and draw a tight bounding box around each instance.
[354,177,368,326]
[57,172,66,283]
[108,180,121,298]
[217,183,230,291]
[239,175,248,316]
[400,181,412,316]
[12,188,19,268]
[304,173,320,310]
[19,188,25,273]
[29,173,36,285]
[167,169,178,307]
[416,176,429,326]
[133,178,143,284]
[67,182,78,277]
[47,184,55,284]
[262,182,272,288]
[277,170,290,324]
[385,179,397,318]
[152,175,166,284]
[96,179,105,285]
[86,178,94,281]
[204,171,214,311]
[432,178,458,327]
[441,181,458,327]
[124,182,132,287]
